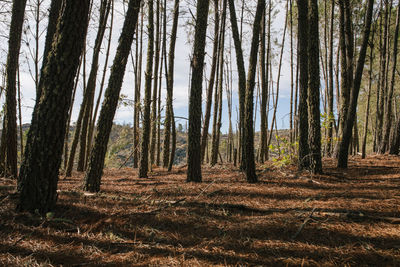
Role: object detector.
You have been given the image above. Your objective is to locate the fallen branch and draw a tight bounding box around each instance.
[291,207,316,240]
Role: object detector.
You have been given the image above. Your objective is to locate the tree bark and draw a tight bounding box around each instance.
[187,0,210,182]
[166,0,180,172]
[337,0,374,168]
[297,0,310,170]
[138,0,154,178]
[84,0,142,191]
[244,0,265,183]
[200,0,220,163]
[0,0,28,178]
[307,0,322,174]
[17,0,90,213]
[228,0,246,170]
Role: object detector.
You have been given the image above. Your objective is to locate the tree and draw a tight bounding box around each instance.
[166,0,180,172]
[382,3,400,153]
[150,0,161,169]
[0,0,27,178]
[297,0,310,170]
[187,0,210,183]
[138,0,154,178]
[243,0,265,183]
[228,0,247,170]
[84,0,142,192]
[66,0,111,176]
[17,0,91,213]
[307,0,322,174]
[200,0,220,164]
[337,0,374,168]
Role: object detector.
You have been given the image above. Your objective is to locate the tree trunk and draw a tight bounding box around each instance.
[187,0,210,182]
[77,0,111,173]
[166,0,180,172]
[200,0,220,164]
[362,34,374,159]
[244,0,265,183]
[337,0,374,168]
[327,0,335,157]
[139,0,155,179]
[259,5,267,163]
[297,0,310,170]
[228,0,246,170]
[84,0,142,192]
[38,0,63,99]
[376,1,390,154]
[0,0,27,178]
[307,0,322,174]
[17,0,90,213]
[382,4,400,153]
[150,0,161,168]
[133,8,144,169]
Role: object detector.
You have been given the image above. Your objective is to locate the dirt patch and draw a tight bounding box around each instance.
[1,155,400,266]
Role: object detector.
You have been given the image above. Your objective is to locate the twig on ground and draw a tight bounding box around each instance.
[291,207,316,240]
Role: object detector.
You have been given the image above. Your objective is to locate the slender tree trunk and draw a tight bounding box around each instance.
[17,0,90,213]
[259,6,267,163]
[244,0,265,183]
[138,0,155,178]
[166,0,180,172]
[0,0,28,178]
[337,0,374,168]
[297,0,310,170]
[327,0,335,157]
[77,0,111,172]
[84,0,142,192]
[200,0,220,163]
[228,0,246,170]
[133,8,144,169]
[187,0,210,182]
[382,4,400,153]
[377,1,390,154]
[150,0,161,168]
[307,0,322,174]
[87,0,114,165]
[362,35,374,159]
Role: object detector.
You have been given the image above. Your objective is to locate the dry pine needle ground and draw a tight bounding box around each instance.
[0,155,399,266]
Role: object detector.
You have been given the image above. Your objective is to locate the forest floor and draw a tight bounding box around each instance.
[0,155,400,266]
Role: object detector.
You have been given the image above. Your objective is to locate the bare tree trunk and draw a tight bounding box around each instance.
[138,0,155,178]
[0,0,28,178]
[382,3,400,153]
[18,0,90,213]
[187,0,210,182]
[201,0,220,163]
[362,33,374,159]
[150,0,161,169]
[166,0,180,172]
[243,0,265,183]
[297,0,310,170]
[84,0,142,192]
[337,0,374,168]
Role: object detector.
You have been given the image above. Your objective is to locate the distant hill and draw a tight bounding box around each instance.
[2,123,292,168]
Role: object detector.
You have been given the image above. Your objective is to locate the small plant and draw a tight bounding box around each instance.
[269,135,298,168]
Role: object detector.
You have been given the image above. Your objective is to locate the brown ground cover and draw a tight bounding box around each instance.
[0,155,399,266]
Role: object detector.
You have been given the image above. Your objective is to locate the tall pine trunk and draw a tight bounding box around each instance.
[244,0,265,183]
[138,0,155,178]
[0,0,27,178]
[84,0,142,192]
[337,0,374,168]
[307,0,322,174]
[17,0,90,213]
[187,0,210,182]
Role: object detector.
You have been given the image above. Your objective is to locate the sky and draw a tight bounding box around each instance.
[0,0,298,134]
